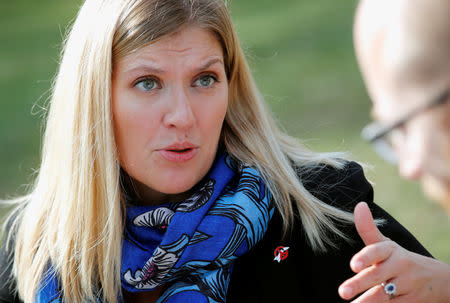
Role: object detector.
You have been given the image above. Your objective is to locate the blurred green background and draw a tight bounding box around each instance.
[0,0,448,263]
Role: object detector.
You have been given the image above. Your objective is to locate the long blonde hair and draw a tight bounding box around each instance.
[6,0,353,302]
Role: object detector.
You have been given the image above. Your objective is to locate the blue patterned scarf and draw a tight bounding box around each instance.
[36,153,273,302]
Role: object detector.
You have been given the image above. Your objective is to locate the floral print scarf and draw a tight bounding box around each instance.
[36,153,273,303]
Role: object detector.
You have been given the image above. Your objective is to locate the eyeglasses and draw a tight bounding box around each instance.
[361,89,450,164]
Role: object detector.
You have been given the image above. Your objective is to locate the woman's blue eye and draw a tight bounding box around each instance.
[135,78,157,91]
[195,75,216,87]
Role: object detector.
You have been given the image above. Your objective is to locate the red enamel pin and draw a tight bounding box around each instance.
[273,246,289,262]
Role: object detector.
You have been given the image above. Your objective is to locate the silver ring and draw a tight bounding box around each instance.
[381,282,396,299]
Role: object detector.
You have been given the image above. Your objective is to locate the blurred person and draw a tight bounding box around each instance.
[0,0,434,302]
[358,0,450,211]
[339,0,450,302]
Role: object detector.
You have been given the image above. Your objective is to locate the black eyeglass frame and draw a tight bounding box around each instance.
[362,89,450,143]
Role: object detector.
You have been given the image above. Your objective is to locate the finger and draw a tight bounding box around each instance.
[369,277,406,303]
[350,241,396,272]
[339,259,397,300]
[339,266,386,300]
[349,284,388,303]
[354,202,387,246]
[349,277,404,303]
[382,276,424,303]
[352,291,408,303]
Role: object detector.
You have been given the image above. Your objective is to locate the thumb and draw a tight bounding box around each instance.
[354,201,386,245]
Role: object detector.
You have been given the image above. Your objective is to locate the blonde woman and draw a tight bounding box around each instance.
[0,0,431,302]
[339,1,450,302]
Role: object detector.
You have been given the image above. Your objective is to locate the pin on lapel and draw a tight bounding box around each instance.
[273,246,289,262]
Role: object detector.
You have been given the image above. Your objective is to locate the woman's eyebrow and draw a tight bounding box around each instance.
[195,57,224,72]
[123,62,165,76]
[122,56,224,76]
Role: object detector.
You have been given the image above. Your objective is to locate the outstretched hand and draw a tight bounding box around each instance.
[338,202,450,303]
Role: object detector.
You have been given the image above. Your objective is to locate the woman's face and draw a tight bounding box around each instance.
[112,26,228,204]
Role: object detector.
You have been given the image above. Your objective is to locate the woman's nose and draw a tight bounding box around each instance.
[163,86,195,130]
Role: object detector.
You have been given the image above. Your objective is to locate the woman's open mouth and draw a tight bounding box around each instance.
[158,143,198,162]
[170,148,191,153]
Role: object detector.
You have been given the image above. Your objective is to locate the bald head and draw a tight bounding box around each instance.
[354,0,450,104]
[354,0,450,210]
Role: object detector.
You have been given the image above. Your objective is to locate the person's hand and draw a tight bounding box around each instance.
[338,202,450,303]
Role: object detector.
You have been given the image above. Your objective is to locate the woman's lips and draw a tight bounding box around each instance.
[158,144,198,162]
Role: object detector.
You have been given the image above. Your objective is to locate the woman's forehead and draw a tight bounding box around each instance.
[115,26,224,71]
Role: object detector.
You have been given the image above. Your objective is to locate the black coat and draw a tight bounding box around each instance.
[227,161,431,302]
[0,162,431,302]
